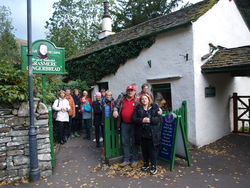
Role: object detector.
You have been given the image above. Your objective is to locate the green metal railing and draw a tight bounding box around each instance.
[104,101,188,159]
[48,106,56,168]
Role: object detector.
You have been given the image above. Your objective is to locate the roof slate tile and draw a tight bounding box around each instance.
[68,0,219,61]
[201,46,250,70]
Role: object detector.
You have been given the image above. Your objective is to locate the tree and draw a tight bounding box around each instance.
[0,6,19,64]
[45,0,115,58]
[236,0,250,28]
[112,0,188,32]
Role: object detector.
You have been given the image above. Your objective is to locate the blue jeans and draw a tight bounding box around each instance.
[121,122,139,162]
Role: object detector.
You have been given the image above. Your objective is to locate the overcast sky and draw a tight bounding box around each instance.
[1,0,202,41]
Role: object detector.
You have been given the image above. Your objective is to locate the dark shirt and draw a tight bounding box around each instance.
[141,107,154,139]
[72,94,81,119]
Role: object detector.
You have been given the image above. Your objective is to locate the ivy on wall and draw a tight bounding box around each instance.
[66,37,155,85]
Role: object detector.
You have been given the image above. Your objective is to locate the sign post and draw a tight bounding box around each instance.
[158,113,191,171]
[42,74,47,104]
[26,0,40,182]
[21,39,65,103]
[21,38,65,180]
[21,40,65,75]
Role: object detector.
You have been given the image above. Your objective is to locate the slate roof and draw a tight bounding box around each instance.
[201,46,250,71]
[67,0,219,61]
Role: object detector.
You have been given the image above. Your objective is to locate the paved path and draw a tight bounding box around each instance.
[3,134,250,188]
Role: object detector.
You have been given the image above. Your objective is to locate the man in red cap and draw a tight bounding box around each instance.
[113,85,139,167]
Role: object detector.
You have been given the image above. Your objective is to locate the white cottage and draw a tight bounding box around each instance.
[67,0,250,147]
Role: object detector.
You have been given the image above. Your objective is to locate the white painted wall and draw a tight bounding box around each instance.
[193,0,250,146]
[96,26,198,144]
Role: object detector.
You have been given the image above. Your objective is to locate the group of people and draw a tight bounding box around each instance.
[52,88,114,147]
[52,89,93,145]
[52,83,163,175]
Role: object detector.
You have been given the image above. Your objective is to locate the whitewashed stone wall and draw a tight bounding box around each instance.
[0,100,52,181]
[192,0,250,146]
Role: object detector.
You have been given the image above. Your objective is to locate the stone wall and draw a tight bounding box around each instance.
[0,99,52,182]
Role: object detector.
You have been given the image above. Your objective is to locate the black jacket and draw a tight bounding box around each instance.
[92,100,102,115]
[132,103,161,146]
[72,95,82,119]
[92,100,103,125]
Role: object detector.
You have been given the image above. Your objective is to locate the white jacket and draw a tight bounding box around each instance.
[52,98,71,122]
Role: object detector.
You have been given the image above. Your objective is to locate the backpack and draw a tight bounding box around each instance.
[53,99,60,119]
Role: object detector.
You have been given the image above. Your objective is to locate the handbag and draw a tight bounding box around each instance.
[53,99,60,119]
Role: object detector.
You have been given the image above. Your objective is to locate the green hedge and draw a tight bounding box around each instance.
[0,60,89,104]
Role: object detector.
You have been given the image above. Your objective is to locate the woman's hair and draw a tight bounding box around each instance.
[73,88,79,94]
[141,83,149,89]
[139,93,153,106]
[82,97,89,104]
[105,90,112,96]
[58,90,65,97]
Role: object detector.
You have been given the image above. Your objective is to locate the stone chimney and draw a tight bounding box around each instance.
[98,1,115,40]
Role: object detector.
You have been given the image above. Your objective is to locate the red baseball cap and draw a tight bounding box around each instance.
[126,85,136,91]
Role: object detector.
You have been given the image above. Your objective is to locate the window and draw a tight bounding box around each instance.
[97,82,109,91]
[152,83,172,111]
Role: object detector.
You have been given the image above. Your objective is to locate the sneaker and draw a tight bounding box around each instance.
[131,161,138,168]
[74,132,80,137]
[93,139,96,142]
[99,137,103,142]
[119,161,130,167]
[141,164,149,171]
[70,134,75,138]
[59,140,65,145]
[150,166,157,175]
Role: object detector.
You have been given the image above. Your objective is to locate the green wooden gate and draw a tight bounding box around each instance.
[104,116,123,158]
[104,101,188,159]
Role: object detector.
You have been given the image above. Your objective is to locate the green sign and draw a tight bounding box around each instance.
[21,40,65,74]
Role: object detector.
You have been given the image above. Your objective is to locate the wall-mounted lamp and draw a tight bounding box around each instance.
[147,60,152,68]
[179,53,188,61]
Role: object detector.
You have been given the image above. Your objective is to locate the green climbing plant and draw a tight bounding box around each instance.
[66,37,155,85]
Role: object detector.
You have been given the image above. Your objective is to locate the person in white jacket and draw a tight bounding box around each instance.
[52,90,70,144]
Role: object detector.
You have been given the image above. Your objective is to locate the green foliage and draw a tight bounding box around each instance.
[234,0,250,28]
[240,8,250,28]
[112,0,187,32]
[0,6,27,103]
[38,76,89,104]
[45,0,115,58]
[0,61,27,103]
[66,38,155,85]
[0,6,19,65]
[0,60,44,103]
